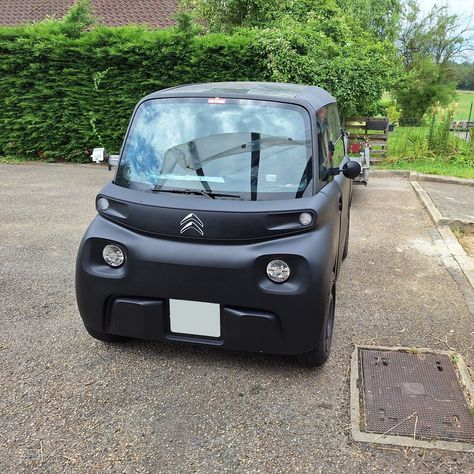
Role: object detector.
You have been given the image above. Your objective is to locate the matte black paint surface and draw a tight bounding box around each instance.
[75,82,352,356]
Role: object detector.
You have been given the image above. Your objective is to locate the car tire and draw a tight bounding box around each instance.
[342,214,350,260]
[85,326,130,343]
[296,277,335,367]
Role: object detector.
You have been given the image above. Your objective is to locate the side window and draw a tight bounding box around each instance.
[327,103,345,166]
[316,106,331,183]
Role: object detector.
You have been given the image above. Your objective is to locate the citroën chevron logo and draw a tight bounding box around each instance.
[180,213,204,236]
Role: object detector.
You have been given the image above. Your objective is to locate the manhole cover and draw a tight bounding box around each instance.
[360,349,474,442]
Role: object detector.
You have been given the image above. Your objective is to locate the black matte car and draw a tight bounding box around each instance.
[76,82,360,366]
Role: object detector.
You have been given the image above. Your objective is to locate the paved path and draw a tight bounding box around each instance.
[419,181,474,224]
[0,164,473,472]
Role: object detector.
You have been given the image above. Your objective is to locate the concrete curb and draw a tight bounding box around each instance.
[370,170,412,179]
[437,226,474,290]
[409,176,474,232]
[410,181,474,289]
[371,169,474,187]
[354,169,474,231]
[414,173,474,187]
[410,178,474,232]
[409,181,474,231]
[410,181,451,227]
[350,345,474,453]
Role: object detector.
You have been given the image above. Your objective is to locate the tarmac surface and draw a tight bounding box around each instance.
[0,163,473,472]
[419,181,474,224]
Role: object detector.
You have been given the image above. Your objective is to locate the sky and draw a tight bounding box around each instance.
[417,0,474,17]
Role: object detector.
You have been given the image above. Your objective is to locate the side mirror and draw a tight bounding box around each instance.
[327,160,361,179]
[92,147,108,163]
[91,148,119,171]
[342,160,361,179]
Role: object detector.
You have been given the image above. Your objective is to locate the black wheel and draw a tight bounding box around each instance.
[85,326,130,343]
[296,280,335,367]
[342,214,350,260]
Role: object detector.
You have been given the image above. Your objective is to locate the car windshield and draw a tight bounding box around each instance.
[116,98,313,200]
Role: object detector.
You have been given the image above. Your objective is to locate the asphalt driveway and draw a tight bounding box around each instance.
[0,164,473,472]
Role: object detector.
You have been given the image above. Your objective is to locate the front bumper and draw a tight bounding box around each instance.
[76,216,334,355]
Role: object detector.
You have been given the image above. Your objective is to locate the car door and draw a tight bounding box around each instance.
[315,105,343,274]
[327,104,351,268]
[316,104,351,274]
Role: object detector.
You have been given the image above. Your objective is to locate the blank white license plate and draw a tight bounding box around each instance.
[169,300,221,338]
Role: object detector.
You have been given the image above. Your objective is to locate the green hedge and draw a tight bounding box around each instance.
[0,25,269,161]
[0,15,398,162]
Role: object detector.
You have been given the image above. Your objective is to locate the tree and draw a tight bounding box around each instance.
[394,1,473,121]
[180,0,282,32]
[60,0,94,38]
[335,0,402,42]
[452,62,474,90]
[181,0,402,37]
[180,0,401,117]
[399,1,473,67]
[395,56,455,122]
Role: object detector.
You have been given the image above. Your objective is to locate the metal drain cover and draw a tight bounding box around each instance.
[361,349,474,442]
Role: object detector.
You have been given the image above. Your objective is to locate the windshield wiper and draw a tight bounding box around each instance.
[163,134,306,172]
[153,187,240,199]
[196,137,306,164]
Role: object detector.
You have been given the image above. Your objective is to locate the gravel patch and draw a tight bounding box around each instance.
[0,164,473,472]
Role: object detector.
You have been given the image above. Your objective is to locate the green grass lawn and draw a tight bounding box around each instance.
[384,123,473,179]
[380,90,474,179]
[378,159,474,179]
[453,90,474,121]
[385,125,429,158]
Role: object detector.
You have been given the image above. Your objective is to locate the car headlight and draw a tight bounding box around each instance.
[102,244,125,267]
[266,259,290,283]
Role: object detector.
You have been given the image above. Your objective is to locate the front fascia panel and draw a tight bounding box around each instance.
[95,182,327,241]
[76,206,337,355]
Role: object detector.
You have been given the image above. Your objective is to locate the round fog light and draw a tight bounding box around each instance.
[103,244,124,267]
[299,212,312,226]
[97,197,109,211]
[266,260,290,283]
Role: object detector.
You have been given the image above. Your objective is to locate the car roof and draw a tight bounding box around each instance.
[145,82,337,111]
